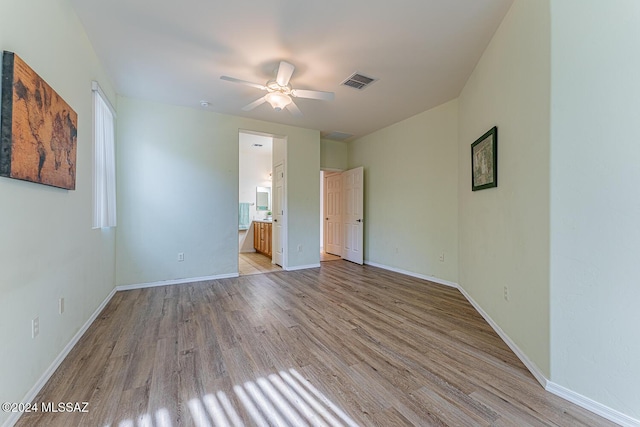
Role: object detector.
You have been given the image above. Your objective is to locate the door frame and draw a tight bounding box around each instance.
[238,130,288,271]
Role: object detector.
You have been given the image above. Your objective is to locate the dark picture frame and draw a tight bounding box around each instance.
[1,51,78,190]
[471,126,498,191]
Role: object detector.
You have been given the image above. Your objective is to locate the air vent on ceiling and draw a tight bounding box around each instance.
[341,72,377,90]
[323,131,353,141]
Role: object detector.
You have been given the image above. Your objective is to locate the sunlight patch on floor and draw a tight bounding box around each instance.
[106,368,359,427]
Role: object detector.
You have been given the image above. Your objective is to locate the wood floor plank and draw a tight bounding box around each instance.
[85,353,129,422]
[15,261,618,427]
[148,337,181,426]
[238,252,281,276]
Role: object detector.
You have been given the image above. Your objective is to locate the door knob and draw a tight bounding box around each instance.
[356,219,363,222]
[274,219,278,222]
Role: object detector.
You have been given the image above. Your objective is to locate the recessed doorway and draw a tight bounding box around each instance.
[238,131,286,275]
[320,167,365,265]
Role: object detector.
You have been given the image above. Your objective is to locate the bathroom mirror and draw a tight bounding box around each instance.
[256,186,271,211]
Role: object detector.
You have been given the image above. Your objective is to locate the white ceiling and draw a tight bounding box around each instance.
[239,132,273,154]
[70,0,513,140]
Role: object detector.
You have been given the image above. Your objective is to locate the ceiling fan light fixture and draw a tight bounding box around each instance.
[221,61,333,116]
[264,92,292,111]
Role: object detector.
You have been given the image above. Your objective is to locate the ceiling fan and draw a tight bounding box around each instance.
[220,61,335,117]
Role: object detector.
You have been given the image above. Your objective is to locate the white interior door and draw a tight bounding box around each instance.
[342,167,364,264]
[324,173,343,256]
[272,162,285,266]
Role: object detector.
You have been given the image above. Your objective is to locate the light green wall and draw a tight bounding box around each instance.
[458,0,551,376]
[348,100,459,284]
[550,0,640,418]
[2,1,638,424]
[0,0,116,424]
[320,139,348,171]
[116,97,320,286]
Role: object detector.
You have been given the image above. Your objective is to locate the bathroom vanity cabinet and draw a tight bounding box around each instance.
[253,220,272,257]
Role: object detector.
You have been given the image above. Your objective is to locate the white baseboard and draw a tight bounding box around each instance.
[363,260,638,426]
[116,273,239,291]
[366,260,546,386]
[455,285,548,388]
[364,260,459,289]
[4,287,118,427]
[7,264,636,427]
[460,287,637,426]
[285,263,321,271]
[546,382,639,427]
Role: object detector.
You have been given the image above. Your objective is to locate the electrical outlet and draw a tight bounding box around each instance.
[178,252,184,262]
[504,286,509,301]
[297,244,302,253]
[59,298,65,314]
[439,253,445,262]
[32,316,40,338]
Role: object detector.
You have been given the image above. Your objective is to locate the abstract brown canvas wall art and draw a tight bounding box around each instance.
[1,51,77,190]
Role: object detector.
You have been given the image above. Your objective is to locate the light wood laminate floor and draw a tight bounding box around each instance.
[17,262,615,427]
[238,252,281,276]
[320,251,341,262]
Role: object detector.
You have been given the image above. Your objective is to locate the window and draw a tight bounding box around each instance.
[92,81,117,228]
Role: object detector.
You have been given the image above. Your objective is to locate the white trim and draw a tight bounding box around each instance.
[546,382,640,427]
[116,273,239,291]
[365,260,546,386]
[364,260,459,288]
[455,285,548,388]
[285,263,321,271]
[363,260,639,426]
[5,287,117,427]
[7,264,636,427]
[91,80,116,117]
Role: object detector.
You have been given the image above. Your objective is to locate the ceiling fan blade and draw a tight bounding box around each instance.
[286,101,303,117]
[242,96,267,111]
[220,76,267,91]
[292,89,335,101]
[276,61,295,87]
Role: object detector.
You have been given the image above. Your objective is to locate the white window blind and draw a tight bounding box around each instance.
[92,81,117,228]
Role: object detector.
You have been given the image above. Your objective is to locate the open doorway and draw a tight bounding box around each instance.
[238,131,287,275]
[320,167,365,264]
[238,132,283,275]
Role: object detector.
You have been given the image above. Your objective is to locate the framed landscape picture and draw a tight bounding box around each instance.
[1,51,77,190]
[471,126,497,191]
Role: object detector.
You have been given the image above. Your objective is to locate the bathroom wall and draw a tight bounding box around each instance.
[239,133,273,222]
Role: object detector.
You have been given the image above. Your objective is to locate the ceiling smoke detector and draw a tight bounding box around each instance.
[200,100,210,108]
